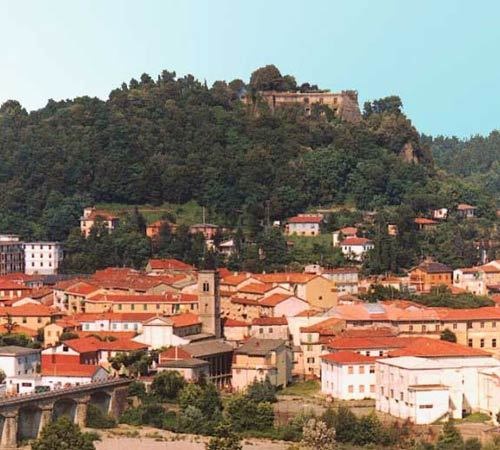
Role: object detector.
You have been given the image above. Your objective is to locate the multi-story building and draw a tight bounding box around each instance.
[24,242,63,275]
[408,260,453,292]
[285,214,323,236]
[80,207,120,237]
[244,90,362,122]
[232,338,292,391]
[0,235,24,275]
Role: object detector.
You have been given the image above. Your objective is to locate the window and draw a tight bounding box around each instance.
[22,317,27,324]
[359,385,365,393]
[118,304,122,310]
[47,331,52,337]
[453,323,457,330]
[131,304,135,311]
[366,351,370,356]
[422,325,427,332]
[480,339,485,348]
[306,357,315,364]
[359,365,365,374]
[202,281,210,292]
[63,345,69,352]
[480,321,485,328]
[492,339,497,348]
[390,389,394,398]
[419,405,433,409]
[259,327,264,334]
[370,385,375,393]
[468,339,473,347]
[348,366,354,374]
[493,321,496,328]
[400,392,404,401]
[348,385,353,393]
[409,325,413,331]
[156,304,160,310]
[268,327,273,333]
[307,345,312,351]
[143,304,147,311]
[379,351,383,356]
[307,334,312,342]
[369,366,375,374]
[124,324,129,330]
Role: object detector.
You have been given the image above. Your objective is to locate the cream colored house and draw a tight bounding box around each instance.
[232,338,292,391]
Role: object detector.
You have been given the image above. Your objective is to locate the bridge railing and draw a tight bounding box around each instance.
[0,377,131,407]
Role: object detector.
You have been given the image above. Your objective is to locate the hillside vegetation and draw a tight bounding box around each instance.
[0,65,497,274]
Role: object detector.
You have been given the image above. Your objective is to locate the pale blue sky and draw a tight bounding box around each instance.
[1,0,499,136]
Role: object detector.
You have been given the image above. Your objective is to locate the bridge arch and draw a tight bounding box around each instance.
[52,398,77,422]
[89,391,111,414]
[17,405,42,442]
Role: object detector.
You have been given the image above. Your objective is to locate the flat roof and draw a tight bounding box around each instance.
[408,384,449,391]
[0,346,40,356]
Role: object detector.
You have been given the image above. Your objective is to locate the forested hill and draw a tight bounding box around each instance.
[0,65,494,241]
[425,133,500,197]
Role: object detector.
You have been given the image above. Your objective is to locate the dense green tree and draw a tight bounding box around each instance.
[245,377,277,403]
[206,422,242,450]
[151,370,186,401]
[32,416,96,450]
[440,328,458,343]
[436,422,464,450]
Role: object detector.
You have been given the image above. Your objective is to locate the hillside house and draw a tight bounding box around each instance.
[340,237,374,261]
[80,207,120,237]
[285,214,323,236]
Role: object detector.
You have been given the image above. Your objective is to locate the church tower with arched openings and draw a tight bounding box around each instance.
[198,270,221,338]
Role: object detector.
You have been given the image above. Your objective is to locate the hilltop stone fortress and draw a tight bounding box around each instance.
[245,89,362,122]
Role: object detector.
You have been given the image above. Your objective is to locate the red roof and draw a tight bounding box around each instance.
[65,282,100,296]
[255,273,318,284]
[259,293,295,307]
[301,317,344,334]
[252,317,288,326]
[387,338,489,358]
[339,227,358,236]
[148,259,194,271]
[224,319,250,327]
[414,218,438,225]
[169,313,200,328]
[328,336,412,350]
[160,347,192,361]
[221,273,255,286]
[433,306,500,321]
[287,215,323,224]
[457,203,476,210]
[41,363,105,377]
[60,336,147,353]
[340,237,373,246]
[0,281,31,291]
[321,351,376,364]
[239,283,273,295]
[0,304,59,317]
[86,292,197,304]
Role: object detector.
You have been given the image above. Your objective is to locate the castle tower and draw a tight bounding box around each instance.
[198,270,221,338]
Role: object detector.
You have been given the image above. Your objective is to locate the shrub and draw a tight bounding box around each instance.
[85,404,117,429]
[245,377,277,403]
[224,395,274,432]
[127,380,147,399]
[151,370,186,401]
[177,406,205,434]
[301,418,336,450]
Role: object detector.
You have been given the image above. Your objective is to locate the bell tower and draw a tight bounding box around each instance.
[198,270,221,338]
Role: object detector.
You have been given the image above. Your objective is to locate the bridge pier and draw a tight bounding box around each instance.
[38,405,53,438]
[75,397,89,428]
[0,411,18,450]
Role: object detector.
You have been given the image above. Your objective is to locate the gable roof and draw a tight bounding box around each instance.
[147,259,195,271]
[41,363,106,377]
[259,293,296,307]
[287,215,323,224]
[412,261,453,274]
[252,317,288,326]
[340,237,373,246]
[321,351,376,364]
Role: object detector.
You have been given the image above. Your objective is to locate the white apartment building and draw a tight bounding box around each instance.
[340,237,374,261]
[376,355,500,424]
[24,242,63,275]
[0,346,40,378]
[321,351,376,400]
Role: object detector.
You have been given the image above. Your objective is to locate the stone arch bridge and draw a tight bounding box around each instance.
[0,378,131,449]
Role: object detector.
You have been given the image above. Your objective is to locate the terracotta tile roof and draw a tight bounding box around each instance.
[340,327,397,338]
[53,278,84,290]
[78,331,137,339]
[160,347,192,361]
[0,273,42,283]
[41,363,106,377]
[432,306,500,321]
[223,319,250,327]
[252,317,288,326]
[169,313,200,328]
[0,281,31,291]
[259,293,294,307]
[0,304,59,317]
[387,337,489,358]
[414,218,438,225]
[328,336,413,350]
[65,282,101,296]
[457,203,476,210]
[300,317,344,333]
[95,338,147,351]
[322,351,376,364]
[239,283,273,295]
[72,312,157,322]
[339,227,358,235]
[230,297,260,306]
[86,293,197,304]
[221,273,255,286]
[287,215,323,224]
[255,273,318,284]
[294,309,322,317]
[340,237,373,246]
[147,259,195,271]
